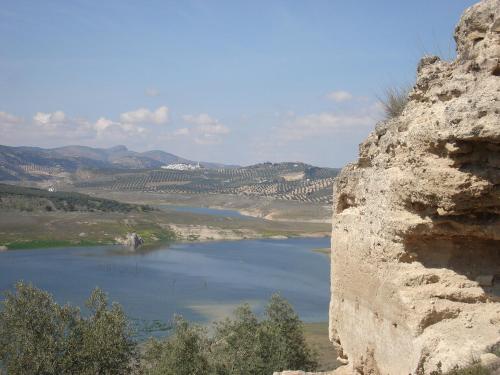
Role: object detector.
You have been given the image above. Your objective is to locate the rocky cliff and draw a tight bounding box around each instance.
[329,0,500,374]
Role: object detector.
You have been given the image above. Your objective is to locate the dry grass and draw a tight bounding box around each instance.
[379,86,410,119]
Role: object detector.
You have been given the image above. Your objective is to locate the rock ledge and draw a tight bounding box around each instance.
[329,0,500,374]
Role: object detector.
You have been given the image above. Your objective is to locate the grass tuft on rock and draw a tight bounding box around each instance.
[379,86,410,119]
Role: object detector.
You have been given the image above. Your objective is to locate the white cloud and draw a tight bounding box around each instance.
[94,117,114,136]
[33,111,66,128]
[1,111,94,144]
[197,123,230,135]
[326,90,353,102]
[181,114,206,125]
[182,114,229,133]
[121,122,146,135]
[93,117,147,139]
[181,113,230,144]
[1,106,161,148]
[182,113,211,125]
[275,100,383,142]
[120,106,169,125]
[174,127,190,136]
[145,88,160,97]
[194,134,219,145]
[281,112,374,141]
[92,105,169,139]
[0,111,23,125]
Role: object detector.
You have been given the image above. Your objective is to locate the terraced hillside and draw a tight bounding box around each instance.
[0,183,151,213]
[0,144,233,181]
[76,162,339,204]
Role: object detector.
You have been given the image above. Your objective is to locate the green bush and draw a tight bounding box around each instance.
[258,294,317,373]
[144,294,318,375]
[0,284,316,375]
[0,282,137,375]
[144,316,212,375]
[211,304,264,374]
[64,288,138,374]
[0,282,78,374]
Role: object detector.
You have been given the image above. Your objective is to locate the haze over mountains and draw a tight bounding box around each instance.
[0,144,235,181]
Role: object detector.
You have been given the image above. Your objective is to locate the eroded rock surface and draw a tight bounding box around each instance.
[116,232,144,250]
[330,0,500,373]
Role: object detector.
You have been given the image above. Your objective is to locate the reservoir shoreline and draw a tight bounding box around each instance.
[0,237,331,333]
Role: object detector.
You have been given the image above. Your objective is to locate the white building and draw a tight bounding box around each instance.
[161,162,201,171]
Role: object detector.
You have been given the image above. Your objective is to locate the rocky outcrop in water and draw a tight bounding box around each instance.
[116,232,144,250]
[329,0,500,374]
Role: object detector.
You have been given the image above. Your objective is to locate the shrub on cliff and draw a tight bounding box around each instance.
[379,86,410,119]
[0,282,137,375]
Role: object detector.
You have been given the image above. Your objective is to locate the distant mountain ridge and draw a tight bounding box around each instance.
[0,144,236,181]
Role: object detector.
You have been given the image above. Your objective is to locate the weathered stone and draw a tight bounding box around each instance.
[0,245,7,252]
[116,232,144,250]
[329,1,500,374]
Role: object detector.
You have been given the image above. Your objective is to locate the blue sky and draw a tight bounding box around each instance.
[0,0,476,167]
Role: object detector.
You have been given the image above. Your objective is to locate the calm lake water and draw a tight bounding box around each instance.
[0,237,330,336]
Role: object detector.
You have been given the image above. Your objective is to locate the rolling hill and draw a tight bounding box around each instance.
[0,144,234,181]
[76,162,340,204]
[0,183,152,213]
[0,144,339,204]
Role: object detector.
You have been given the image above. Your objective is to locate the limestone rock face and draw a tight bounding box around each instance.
[330,1,500,374]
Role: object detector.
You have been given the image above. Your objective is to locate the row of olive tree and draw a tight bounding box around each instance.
[0,282,317,375]
[143,295,318,375]
[0,282,137,375]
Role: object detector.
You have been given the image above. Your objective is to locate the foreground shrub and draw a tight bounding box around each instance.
[258,294,317,373]
[144,316,212,375]
[0,284,315,375]
[144,294,318,375]
[0,282,78,374]
[64,288,137,374]
[0,282,137,375]
[211,304,263,374]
